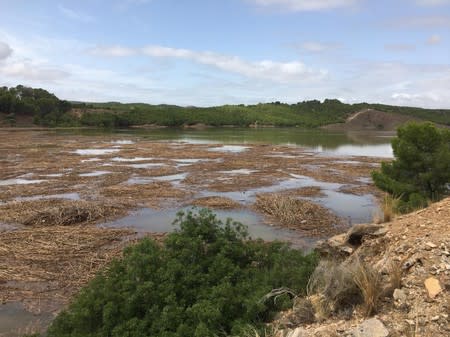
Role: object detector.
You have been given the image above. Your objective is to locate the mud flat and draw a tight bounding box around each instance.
[0,129,387,335]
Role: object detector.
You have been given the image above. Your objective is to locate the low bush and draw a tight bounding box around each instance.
[47,209,318,337]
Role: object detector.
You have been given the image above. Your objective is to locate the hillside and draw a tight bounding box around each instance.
[323,109,422,131]
[1,85,450,128]
[276,197,449,337]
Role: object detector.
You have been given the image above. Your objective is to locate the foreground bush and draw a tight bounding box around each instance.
[48,209,318,337]
[372,122,450,213]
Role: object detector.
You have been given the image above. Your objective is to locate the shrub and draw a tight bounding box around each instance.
[47,209,318,337]
[307,258,382,319]
[372,122,450,213]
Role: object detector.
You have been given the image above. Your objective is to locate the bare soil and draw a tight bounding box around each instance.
[323,109,420,131]
[276,197,450,336]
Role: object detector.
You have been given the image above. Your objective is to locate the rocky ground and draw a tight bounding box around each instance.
[277,197,449,337]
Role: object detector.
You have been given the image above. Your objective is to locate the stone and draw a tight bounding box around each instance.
[425,241,437,249]
[424,277,443,298]
[315,233,353,257]
[350,318,389,337]
[286,327,308,337]
[393,288,407,303]
[346,224,386,246]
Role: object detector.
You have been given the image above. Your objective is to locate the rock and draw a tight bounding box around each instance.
[315,233,353,257]
[424,277,443,298]
[403,254,422,270]
[313,326,338,337]
[393,288,407,303]
[286,327,308,337]
[346,224,386,246]
[425,241,437,249]
[350,318,389,337]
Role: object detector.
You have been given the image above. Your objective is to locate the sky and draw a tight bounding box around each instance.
[0,0,449,108]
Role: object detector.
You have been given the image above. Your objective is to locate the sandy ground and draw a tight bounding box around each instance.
[0,129,387,335]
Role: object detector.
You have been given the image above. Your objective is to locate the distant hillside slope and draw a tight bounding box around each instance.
[1,85,449,128]
[323,108,422,131]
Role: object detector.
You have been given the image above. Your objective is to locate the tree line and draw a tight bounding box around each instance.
[1,85,449,127]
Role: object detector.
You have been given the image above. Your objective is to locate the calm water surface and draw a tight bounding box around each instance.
[59,127,394,158]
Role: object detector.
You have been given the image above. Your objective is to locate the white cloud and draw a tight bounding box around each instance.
[427,34,442,44]
[246,0,359,11]
[300,41,341,52]
[58,5,94,23]
[416,0,450,6]
[0,61,69,81]
[91,45,328,83]
[0,41,12,60]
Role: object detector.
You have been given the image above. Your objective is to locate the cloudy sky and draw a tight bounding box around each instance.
[0,0,449,107]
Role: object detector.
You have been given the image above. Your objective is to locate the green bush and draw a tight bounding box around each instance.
[372,122,450,212]
[47,209,318,337]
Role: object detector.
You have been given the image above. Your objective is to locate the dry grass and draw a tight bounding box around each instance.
[285,186,325,198]
[291,297,316,324]
[386,259,403,291]
[307,260,362,319]
[254,194,345,236]
[100,182,189,208]
[307,258,383,319]
[0,199,127,226]
[189,196,242,209]
[350,258,382,317]
[0,225,135,306]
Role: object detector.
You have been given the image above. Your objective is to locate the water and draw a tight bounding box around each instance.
[79,170,111,177]
[0,178,47,186]
[60,128,393,158]
[102,207,315,250]
[198,174,376,224]
[0,302,52,337]
[73,149,120,155]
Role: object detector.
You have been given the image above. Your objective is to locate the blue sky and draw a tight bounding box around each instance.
[0,0,449,107]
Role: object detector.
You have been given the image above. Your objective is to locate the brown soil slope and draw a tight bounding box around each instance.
[324,109,420,131]
[278,197,450,336]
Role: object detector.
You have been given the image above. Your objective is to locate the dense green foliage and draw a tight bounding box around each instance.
[372,122,450,212]
[2,85,449,128]
[47,210,318,337]
[79,100,450,128]
[0,85,75,126]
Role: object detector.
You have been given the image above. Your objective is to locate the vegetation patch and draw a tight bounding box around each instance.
[189,196,242,209]
[254,194,346,236]
[372,122,450,213]
[47,209,318,337]
[0,225,134,309]
[0,200,127,226]
[285,186,326,198]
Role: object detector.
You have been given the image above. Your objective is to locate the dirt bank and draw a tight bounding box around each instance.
[276,197,450,336]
